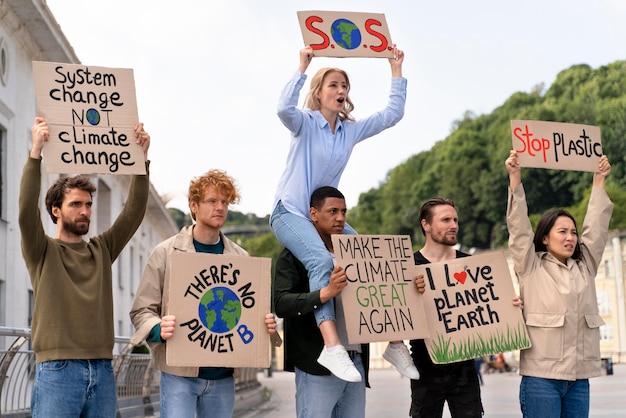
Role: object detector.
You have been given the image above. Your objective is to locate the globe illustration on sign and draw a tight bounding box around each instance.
[198,287,242,333]
[86,108,100,126]
[331,19,362,50]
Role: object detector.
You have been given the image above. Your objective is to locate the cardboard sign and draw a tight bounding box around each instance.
[297,11,394,58]
[415,251,531,364]
[332,235,431,344]
[166,252,272,368]
[511,120,602,172]
[32,61,146,175]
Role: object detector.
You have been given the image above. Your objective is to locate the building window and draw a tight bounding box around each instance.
[96,180,111,233]
[117,252,124,290]
[600,323,614,341]
[0,278,5,326]
[130,246,135,297]
[597,290,611,316]
[0,37,8,86]
[0,127,4,219]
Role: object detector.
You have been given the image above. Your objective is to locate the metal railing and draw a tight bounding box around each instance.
[0,327,262,417]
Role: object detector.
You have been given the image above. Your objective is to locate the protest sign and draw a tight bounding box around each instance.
[297,11,394,58]
[332,235,431,344]
[32,61,145,175]
[415,250,531,364]
[511,120,602,172]
[166,252,271,368]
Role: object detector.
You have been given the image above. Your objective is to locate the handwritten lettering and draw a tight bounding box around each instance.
[345,259,411,283]
[359,307,413,334]
[356,283,409,308]
[338,236,383,259]
[513,124,602,163]
[302,14,390,53]
[184,264,240,299]
[179,318,235,352]
[440,303,500,333]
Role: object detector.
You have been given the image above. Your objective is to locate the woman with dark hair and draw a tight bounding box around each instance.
[505,150,613,418]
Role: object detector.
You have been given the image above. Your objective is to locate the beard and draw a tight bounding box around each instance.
[433,232,458,247]
[62,218,90,236]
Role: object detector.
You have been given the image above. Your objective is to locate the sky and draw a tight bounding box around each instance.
[45,0,626,217]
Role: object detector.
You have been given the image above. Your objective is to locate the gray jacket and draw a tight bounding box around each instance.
[130,225,248,377]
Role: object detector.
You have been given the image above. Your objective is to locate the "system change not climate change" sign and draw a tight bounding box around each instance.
[33,61,145,175]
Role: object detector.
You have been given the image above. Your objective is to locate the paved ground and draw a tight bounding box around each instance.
[237,365,624,417]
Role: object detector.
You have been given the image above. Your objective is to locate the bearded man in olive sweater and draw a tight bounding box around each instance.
[18,117,151,417]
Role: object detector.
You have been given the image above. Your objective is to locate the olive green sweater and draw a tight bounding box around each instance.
[18,157,149,363]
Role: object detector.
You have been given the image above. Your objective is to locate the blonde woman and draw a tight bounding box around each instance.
[270,45,417,383]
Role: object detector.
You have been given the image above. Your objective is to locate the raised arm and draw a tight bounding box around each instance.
[505,150,521,188]
[298,46,314,74]
[388,45,404,78]
[592,155,611,189]
[134,122,150,160]
[30,117,49,159]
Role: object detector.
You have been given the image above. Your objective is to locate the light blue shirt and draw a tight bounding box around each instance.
[273,71,407,219]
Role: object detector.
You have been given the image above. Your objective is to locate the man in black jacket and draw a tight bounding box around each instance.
[273,186,369,418]
[409,197,483,417]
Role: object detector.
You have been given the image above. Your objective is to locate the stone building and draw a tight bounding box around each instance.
[0,0,178,347]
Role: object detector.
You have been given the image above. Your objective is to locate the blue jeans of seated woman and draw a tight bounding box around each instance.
[295,352,366,418]
[160,372,235,418]
[270,201,357,325]
[519,376,589,418]
[31,359,116,418]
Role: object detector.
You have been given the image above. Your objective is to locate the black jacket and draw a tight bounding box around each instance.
[273,248,370,386]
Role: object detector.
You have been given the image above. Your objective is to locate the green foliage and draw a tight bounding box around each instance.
[227,210,270,226]
[235,233,282,273]
[350,60,626,249]
[168,208,191,230]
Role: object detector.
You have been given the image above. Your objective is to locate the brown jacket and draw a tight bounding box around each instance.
[507,184,613,380]
[129,225,248,377]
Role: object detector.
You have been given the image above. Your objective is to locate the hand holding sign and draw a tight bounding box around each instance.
[30,117,49,159]
[134,123,150,160]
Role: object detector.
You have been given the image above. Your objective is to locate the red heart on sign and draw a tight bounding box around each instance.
[453,271,467,284]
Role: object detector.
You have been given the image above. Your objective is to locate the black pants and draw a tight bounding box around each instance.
[410,361,483,417]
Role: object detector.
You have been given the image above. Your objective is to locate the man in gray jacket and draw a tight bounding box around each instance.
[130,169,276,418]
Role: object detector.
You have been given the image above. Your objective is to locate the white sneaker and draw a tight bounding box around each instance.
[383,343,420,380]
[317,346,362,382]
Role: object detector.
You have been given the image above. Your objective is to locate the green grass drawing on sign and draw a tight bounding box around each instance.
[430,324,531,363]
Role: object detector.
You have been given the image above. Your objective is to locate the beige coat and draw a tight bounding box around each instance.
[507,184,613,380]
[130,225,248,377]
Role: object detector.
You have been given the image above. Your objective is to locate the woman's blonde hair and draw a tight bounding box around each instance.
[304,68,355,121]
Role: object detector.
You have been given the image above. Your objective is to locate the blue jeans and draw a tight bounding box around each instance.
[519,376,590,418]
[270,201,357,325]
[295,352,366,418]
[31,359,116,418]
[160,372,235,418]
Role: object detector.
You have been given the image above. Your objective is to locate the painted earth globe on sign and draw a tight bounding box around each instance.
[331,18,361,50]
[198,287,242,333]
[86,108,100,125]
